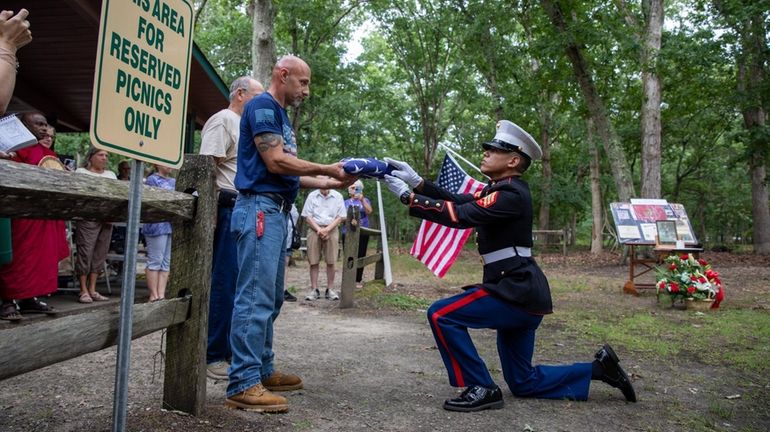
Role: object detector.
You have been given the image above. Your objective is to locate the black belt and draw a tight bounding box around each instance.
[240,191,291,213]
[218,189,238,208]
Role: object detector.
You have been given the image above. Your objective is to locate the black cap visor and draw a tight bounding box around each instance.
[482,139,531,160]
[482,139,517,151]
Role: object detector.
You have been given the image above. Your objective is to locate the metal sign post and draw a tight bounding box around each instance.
[89,1,192,428]
[111,160,144,432]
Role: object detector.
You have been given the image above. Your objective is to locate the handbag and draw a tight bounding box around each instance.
[290,216,302,250]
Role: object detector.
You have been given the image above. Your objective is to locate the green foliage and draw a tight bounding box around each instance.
[189,0,768,250]
[193,0,252,85]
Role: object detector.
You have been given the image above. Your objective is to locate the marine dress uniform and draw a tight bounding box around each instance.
[385,120,636,412]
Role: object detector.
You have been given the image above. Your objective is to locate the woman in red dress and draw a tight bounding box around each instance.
[0,112,69,321]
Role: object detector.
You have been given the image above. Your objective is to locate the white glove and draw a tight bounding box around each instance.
[383,175,411,198]
[384,157,423,189]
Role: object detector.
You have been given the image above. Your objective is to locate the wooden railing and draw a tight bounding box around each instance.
[0,155,216,416]
[532,229,568,255]
[339,206,385,308]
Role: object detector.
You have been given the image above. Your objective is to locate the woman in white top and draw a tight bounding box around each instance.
[74,147,117,303]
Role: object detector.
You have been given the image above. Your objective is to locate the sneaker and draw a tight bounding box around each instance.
[224,383,288,412]
[305,289,320,301]
[206,361,230,380]
[283,290,297,302]
[325,289,339,301]
[262,371,303,391]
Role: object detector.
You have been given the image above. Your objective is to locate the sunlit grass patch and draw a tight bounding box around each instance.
[550,306,770,373]
[357,280,432,310]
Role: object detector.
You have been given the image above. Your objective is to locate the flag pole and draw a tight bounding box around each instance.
[439,143,489,179]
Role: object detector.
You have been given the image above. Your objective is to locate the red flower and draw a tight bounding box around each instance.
[706,269,719,279]
[713,286,725,308]
[687,286,696,294]
[669,263,677,271]
[680,254,689,260]
[690,275,698,281]
[698,259,708,266]
[670,283,679,293]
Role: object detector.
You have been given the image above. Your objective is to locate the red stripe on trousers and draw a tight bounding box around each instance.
[430,289,489,388]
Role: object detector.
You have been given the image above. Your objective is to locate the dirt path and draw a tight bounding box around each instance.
[1,254,768,431]
[0,298,651,432]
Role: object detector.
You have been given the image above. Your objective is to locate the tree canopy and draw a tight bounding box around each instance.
[191,0,770,253]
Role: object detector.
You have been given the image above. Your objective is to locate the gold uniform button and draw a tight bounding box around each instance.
[424,200,429,205]
[436,203,440,207]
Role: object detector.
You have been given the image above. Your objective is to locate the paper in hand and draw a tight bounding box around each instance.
[0,114,38,153]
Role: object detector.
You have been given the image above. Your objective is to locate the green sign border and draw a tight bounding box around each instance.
[91,0,193,166]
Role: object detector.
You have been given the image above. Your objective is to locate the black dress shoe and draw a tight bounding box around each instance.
[595,344,637,402]
[443,385,504,412]
[283,290,297,302]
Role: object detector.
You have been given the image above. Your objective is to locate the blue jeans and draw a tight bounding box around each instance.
[207,205,237,364]
[227,194,287,397]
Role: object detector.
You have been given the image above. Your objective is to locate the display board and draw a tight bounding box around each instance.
[610,199,697,245]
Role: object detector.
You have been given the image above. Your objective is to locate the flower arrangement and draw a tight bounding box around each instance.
[656,253,724,309]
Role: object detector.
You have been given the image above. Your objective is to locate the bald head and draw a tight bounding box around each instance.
[269,55,311,108]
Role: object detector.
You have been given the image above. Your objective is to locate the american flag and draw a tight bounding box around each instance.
[410,154,485,278]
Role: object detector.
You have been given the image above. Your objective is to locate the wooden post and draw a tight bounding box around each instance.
[340,206,360,308]
[162,155,216,416]
[562,228,568,256]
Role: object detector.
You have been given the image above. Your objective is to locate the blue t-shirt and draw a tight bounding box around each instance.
[234,92,300,202]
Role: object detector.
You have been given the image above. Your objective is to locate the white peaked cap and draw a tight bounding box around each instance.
[482,120,543,161]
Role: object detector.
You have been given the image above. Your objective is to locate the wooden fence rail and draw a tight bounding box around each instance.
[0,297,191,380]
[532,229,568,255]
[0,154,216,416]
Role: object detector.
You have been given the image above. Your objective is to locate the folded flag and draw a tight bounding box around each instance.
[410,154,485,278]
[342,158,395,179]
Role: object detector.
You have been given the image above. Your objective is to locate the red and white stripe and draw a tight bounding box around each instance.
[410,176,485,278]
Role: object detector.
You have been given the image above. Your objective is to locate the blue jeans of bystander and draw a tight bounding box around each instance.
[226,194,287,397]
[207,205,237,364]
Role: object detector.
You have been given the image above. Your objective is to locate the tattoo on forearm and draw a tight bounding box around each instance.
[255,133,283,153]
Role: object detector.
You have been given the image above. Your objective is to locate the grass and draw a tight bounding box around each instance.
[387,252,770,374]
[356,280,432,311]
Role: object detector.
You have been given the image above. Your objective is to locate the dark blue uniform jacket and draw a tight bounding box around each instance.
[408,176,553,315]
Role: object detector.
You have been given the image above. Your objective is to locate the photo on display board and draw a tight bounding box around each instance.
[656,220,678,245]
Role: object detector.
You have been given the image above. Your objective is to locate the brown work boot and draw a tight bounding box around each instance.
[262,371,303,391]
[224,383,288,412]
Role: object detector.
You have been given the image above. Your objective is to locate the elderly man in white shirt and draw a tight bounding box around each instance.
[301,182,346,300]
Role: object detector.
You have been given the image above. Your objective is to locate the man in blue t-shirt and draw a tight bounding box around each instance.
[225,55,356,413]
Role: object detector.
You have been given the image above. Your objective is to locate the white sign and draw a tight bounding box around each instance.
[90,0,193,168]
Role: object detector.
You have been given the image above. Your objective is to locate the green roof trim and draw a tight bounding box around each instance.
[193,42,229,99]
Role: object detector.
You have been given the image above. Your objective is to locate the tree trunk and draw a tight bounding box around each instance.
[736,10,770,254]
[640,0,663,198]
[588,119,603,253]
[251,0,276,87]
[540,0,636,201]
